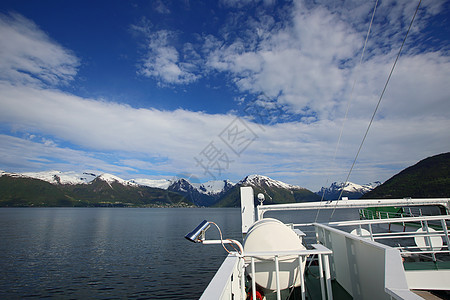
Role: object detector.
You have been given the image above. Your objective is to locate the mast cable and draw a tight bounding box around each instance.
[330,0,423,220]
[314,0,379,222]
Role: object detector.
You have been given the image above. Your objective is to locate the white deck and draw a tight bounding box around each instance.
[195,191,449,299]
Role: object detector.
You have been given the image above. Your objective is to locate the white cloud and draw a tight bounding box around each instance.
[1,77,448,189]
[0,12,79,86]
[0,4,449,191]
[203,0,450,122]
[0,81,238,175]
[0,134,134,175]
[204,0,363,118]
[137,30,199,85]
[154,0,171,14]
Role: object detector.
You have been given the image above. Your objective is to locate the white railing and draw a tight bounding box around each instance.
[314,222,423,300]
[327,215,450,260]
[200,255,242,300]
[245,244,333,300]
[256,198,450,220]
[200,245,333,300]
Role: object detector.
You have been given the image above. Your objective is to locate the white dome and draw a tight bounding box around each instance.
[244,218,306,291]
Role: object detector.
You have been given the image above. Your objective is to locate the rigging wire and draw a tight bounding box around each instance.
[314,0,379,222]
[329,0,423,220]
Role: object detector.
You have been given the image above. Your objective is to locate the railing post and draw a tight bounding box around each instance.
[441,219,450,250]
[275,255,281,300]
[241,257,246,300]
[298,255,306,300]
[251,257,256,300]
[318,254,326,300]
[368,223,374,241]
[323,254,333,300]
[423,220,437,262]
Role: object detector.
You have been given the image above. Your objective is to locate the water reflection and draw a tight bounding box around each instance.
[0,207,357,299]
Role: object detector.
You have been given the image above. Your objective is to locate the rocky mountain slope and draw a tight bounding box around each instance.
[0,171,191,207]
[362,152,450,199]
[214,175,321,207]
[0,171,320,207]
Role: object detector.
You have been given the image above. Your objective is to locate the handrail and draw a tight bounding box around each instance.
[314,222,422,300]
[256,198,450,219]
[244,244,333,300]
[200,255,241,300]
[328,214,450,226]
[327,215,450,259]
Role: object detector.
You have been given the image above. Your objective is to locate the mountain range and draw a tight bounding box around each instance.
[2,152,448,207]
[316,181,381,200]
[0,172,190,207]
[0,170,375,207]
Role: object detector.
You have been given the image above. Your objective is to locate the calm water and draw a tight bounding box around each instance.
[0,207,358,299]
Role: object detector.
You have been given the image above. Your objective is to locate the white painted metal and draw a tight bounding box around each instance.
[243,218,306,291]
[251,257,256,300]
[275,255,281,300]
[298,255,306,300]
[384,247,423,300]
[199,187,449,300]
[350,228,371,239]
[405,269,450,290]
[240,186,255,234]
[200,255,240,300]
[315,223,421,300]
[244,245,332,300]
[328,215,450,227]
[414,227,443,251]
[323,253,332,300]
[240,260,246,300]
[326,215,450,258]
[442,219,450,249]
[318,253,326,300]
[313,244,334,300]
[257,198,450,219]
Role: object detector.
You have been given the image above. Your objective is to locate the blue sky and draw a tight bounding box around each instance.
[0,0,449,190]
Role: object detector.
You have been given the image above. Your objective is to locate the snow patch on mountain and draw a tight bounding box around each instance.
[97,173,137,186]
[131,178,172,189]
[316,181,381,200]
[341,181,381,193]
[240,174,304,190]
[193,180,235,195]
[4,170,98,185]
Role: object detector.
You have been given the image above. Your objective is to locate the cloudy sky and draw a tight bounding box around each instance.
[0,0,449,191]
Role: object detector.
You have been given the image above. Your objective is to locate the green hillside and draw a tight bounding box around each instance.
[0,175,191,207]
[0,176,74,206]
[362,152,450,199]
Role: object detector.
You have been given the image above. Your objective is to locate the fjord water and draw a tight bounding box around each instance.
[0,207,358,299]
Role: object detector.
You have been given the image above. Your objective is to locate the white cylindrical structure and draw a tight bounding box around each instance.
[244,218,306,291]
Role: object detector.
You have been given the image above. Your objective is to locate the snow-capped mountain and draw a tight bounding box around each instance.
[96,173,138,187]
[240,174,306,190]
[130,178,172,189]
[193,180,235,195]
[167,178,234,206]
[2,169,378,206]
[1,170,98,185]
[1,170,142,187]
[0,170,234,197]
[214,174,320,207]
[316,181,381,200]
